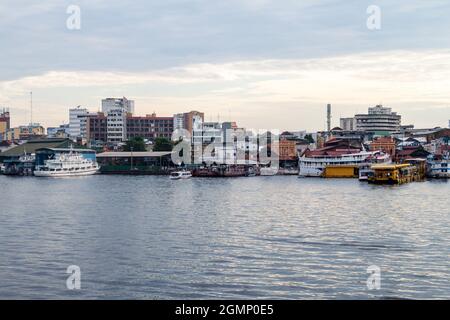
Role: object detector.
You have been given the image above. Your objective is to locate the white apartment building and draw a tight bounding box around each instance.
[106,108,127,143]
[102,97,135,114]
[196,123,258,164]
[355,105,401,132]
[69,106,90,139]
[173,111,204,141]
[173,113,184,131]
[193,122,223,145]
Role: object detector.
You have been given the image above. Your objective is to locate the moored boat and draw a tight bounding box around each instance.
[368,163,420,185]
[34,149,99,177]
[192,164,255,177]
[260,167,279,176]
[299,150,385,177]
[2,152,36,176]
[427,153,449,179]
[358,152,392,181]
[170,170,192,180]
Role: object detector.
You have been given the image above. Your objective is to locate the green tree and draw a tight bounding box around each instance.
[304,134,315,144]
[153,137,173,151]
[123,137,146,152]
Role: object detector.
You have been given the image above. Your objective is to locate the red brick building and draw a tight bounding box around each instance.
[370,136,396,157]
[87,113,174,144]
[126,114,173,140]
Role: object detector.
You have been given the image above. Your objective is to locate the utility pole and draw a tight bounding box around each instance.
[30,91,33,126]
[130,146,134,170]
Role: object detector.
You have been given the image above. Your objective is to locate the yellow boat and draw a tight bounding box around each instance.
[323,165,359,178]
[368,163,419,184]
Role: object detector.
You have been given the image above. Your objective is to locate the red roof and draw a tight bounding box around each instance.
[372,137,395,144]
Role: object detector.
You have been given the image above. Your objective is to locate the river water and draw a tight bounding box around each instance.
[0,175,449,299]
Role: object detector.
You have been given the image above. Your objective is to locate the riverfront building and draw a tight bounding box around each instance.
[173,111,204,135]
[126,114,174,140]
[96,151,174,174]
[106,108,128,143]
[68,106,91,139]
[87,112,174,145]
[355,105,401,133]
[369,136,396,157]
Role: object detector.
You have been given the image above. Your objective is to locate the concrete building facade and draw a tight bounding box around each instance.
[340,117,356,131]
[102,97,135,114]
[355,105,401,133]
[68,106,90,139]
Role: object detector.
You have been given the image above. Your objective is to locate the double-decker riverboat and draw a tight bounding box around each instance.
[299,150,384,177]
[34,150,99,177]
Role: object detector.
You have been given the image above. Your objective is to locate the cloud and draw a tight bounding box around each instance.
[1,0,450,81]
[1,1,450,129]
[1,49,450,130]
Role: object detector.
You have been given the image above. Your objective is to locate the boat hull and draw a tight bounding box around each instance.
[298,151,390,178]
[34,168,99,177]
[298,166,323,177]
[170,175,192,180]
[193,165,251,177]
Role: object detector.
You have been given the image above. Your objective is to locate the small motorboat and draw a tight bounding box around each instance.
[170,170,192,180]
[260,167,278,176]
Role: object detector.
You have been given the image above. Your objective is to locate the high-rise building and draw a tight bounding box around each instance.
[87,112,174,145]
[173,111,204,135]
[106,108,127,143]
[127,113,174,140]
[86,113,107,143]
[355,105,401,133]
[192,122,223,145]
[102,97,134,114]
[69,106,90,139]
[340,117,356,131]
[173,113,184,131]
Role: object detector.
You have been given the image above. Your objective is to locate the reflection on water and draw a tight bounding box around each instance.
[0,175,449,299]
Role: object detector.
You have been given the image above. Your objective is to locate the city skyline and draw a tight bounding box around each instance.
[1,1,450,130]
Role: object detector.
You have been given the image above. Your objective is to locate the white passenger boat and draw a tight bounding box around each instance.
[427,156,449,179]
[358,153,392,181]
[170,170,192,180]
[34,150,99,177]
[299,150,382,177]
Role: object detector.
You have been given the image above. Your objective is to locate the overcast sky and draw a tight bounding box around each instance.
[1,0,450,130]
